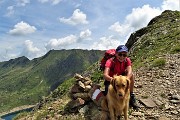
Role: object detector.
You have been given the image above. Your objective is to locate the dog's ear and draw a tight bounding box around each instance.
[110,77,117,92]
[125,78,130,93]
[110,78,115,86]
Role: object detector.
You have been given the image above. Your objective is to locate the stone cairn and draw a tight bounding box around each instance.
[66,73,99,113]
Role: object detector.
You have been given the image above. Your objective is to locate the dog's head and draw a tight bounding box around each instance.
[110,75,130,99]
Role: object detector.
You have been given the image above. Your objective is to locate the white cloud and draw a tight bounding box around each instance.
[91,36,120,50]
[109,22,131,37]
[126,5,161,29]
[79,29,91,39]
[38,0,62,5]
[5,0,30,17]
[161,0,180,11]
[45,29,92,50]
[75,3,81,8]
[59,9,89,25]
[6,6,14,17]
[0,48,18,62]
[109,5,161,39]
[38,0,49,3]
[109,0,179,39]
[1,53,18,61]
[9,21,36,35]
[45,35,78,50]
[51,0,62,5]
[17,0,30,6]
[21,40,42,59]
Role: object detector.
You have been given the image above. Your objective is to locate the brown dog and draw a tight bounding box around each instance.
[105,75,130,120]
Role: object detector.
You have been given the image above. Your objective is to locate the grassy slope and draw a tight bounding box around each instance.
[128,10,180,69]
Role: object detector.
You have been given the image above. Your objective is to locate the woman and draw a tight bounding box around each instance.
[103,45,139,109]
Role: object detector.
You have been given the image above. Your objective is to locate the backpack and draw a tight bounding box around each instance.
[100,49,116,71]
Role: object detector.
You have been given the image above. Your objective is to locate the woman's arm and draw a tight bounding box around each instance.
[126,65,132,79]
[103,67,113,81]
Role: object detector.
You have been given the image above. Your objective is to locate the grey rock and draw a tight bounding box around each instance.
[131,112,144,116]
[171,110,179,115]
[171,94,180,100]
[169,100,180,104]
[139,98,157,108]
[158,116,170,120]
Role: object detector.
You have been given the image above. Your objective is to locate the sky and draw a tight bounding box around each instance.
[0,0,179,62]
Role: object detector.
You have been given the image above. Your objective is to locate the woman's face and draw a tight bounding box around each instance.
[116,51,127,62]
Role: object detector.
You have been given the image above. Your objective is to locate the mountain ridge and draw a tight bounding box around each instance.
[126,10,180,52]
[0,49,104,113]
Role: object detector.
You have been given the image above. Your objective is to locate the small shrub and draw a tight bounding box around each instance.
[151,58,166,67]
[91,71,103,83]
[141,95,148,99]
[160,93,166,98]
[35,110,49,120]
[159,104,165,109]
[171,45,180,53]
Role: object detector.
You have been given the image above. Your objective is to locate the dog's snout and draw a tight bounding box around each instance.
[118,93,123,97]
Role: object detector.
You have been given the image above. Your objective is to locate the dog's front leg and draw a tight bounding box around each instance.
[123,105,129,120]
[109,106,116,120]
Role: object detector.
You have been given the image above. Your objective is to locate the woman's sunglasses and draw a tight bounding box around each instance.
[118,53,127,57]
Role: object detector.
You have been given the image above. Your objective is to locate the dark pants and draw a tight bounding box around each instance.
[103,80,110,96]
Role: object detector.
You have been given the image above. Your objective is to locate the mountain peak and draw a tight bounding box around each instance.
[2,56,29,68]
[126,10,180,57]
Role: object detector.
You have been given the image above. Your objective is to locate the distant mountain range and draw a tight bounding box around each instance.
[0,49,104,112]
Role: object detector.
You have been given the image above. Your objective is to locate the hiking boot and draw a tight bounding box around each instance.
[130,93,139,110]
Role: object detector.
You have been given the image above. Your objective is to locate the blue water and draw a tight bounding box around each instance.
[1,113,17,120]
[1,108,33,120]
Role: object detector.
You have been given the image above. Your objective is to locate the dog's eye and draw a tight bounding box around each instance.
[122,84,125,87]
[116,85,120,87]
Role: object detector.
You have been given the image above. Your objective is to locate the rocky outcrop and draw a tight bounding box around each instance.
[126,10,180,52]
[126,27,147,50]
